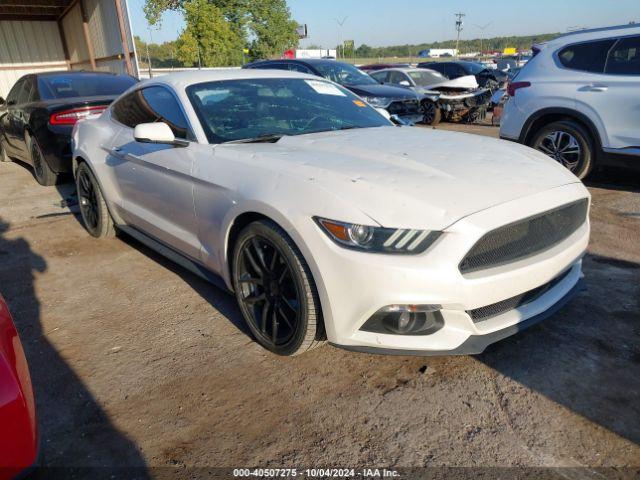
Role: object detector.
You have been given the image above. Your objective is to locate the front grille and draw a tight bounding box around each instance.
[459,199,588,274]
[467,268,572,323]
[387,99,421,116]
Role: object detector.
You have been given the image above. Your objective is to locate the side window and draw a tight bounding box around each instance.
[388,71,406,84]
[16,79,33,105]
[558,39,616,73]
[370,71,388,83]
[605,36,640,75]
[6,80,24,105]
[112,87,190,139]
[27,78,39,102]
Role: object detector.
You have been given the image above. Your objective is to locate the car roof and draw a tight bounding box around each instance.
[141,68,318,90]
[371,67,441,74]
[548,23,639,47]
[36,70,126,78]
[250,58,340,67]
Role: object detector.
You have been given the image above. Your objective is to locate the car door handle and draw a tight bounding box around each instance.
[582,84,608,92]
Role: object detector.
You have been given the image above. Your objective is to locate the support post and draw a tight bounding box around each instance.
[79,0,97,70]
[114,0,134,75]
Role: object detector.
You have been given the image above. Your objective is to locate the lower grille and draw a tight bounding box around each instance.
[467,268,573,323]
[387,99,421,116]
[459,199,588,274]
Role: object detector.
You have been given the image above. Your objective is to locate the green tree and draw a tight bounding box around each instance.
[175,0,243,67]
[144,0,299,61]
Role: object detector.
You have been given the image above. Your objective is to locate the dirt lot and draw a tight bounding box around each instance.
[1,122,638,478]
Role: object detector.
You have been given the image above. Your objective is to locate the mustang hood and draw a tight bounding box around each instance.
[239,127,582,230]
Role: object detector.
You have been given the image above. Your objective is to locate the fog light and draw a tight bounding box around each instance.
[361,305,444,336]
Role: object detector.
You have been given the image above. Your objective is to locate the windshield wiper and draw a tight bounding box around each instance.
[223,134,283,144]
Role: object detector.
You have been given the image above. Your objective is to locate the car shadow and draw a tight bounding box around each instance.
[0,217,150,478]
[585,168,640,193]
[476,253,640,446]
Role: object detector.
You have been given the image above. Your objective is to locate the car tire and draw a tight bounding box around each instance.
[26,133,57,186]
[232,220,325,356]
[0,137,10,163]
[422,101,441,126]
[75,162,115,238]
[529,120,594,179]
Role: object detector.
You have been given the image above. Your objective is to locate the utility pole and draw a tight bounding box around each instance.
[473,22,492,58]
[455,12,465,59]
[334,16,348,60]
[146,27,153,78]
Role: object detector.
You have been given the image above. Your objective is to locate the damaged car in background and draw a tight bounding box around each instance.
[370,68,492,125]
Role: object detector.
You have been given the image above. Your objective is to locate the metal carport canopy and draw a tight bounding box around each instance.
[0,1,76,21]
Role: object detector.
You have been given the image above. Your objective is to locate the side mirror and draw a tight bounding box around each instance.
[375,107,391,120]
[134,122,187,147]
[399,80,411,87]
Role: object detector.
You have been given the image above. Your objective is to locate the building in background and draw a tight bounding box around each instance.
[418,48,458,58]
[0,0,138,98]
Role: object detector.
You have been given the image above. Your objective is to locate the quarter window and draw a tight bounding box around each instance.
[558,39,616,73]
[6,80,24,105]
[112,86,190,139]
[16,78,33,105]
[606,36,640,75]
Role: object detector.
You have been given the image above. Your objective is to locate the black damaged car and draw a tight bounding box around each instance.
[0,71,137,185]
[243,59,423,124]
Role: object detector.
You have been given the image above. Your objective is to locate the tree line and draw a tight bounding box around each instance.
[352,33,560,58]
[138,1,561,68]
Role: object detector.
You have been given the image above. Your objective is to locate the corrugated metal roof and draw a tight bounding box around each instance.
[0,0,75,20]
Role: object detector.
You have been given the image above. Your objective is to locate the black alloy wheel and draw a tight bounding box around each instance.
[28,134,57,186]
[0,138,9,162]
[422,101,441,126]
[232,220,324,356]
[75,162,114,238]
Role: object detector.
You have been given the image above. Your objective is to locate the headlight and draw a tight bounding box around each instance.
[361,96,391,108]
[314,217,441,254]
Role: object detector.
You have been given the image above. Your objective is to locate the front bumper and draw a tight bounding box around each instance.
[301,183,589,355]
[332,275,585,356]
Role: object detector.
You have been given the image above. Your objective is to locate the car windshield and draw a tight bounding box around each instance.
[38,73,137,100]
[407,70,447,86]
[313,62,378,86]
[186,78,391,144]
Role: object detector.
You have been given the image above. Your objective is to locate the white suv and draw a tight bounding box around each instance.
[500,24,640,178]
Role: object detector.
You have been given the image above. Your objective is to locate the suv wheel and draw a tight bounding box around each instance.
[529,120,594,179]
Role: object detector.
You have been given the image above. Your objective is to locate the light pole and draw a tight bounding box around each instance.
[473,22,493,58]
[454,12,465,59]
[334,16,348,60]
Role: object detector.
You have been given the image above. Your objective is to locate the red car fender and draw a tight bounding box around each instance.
[0,296,38,479]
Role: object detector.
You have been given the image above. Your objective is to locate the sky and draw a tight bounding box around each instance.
[127,0,639,47]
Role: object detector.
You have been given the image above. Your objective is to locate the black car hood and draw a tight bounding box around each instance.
[344,83,417,100]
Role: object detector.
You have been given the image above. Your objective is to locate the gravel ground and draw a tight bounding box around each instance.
[0,122,638,479]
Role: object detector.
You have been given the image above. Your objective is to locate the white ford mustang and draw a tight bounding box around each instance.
[72,69,590,356]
